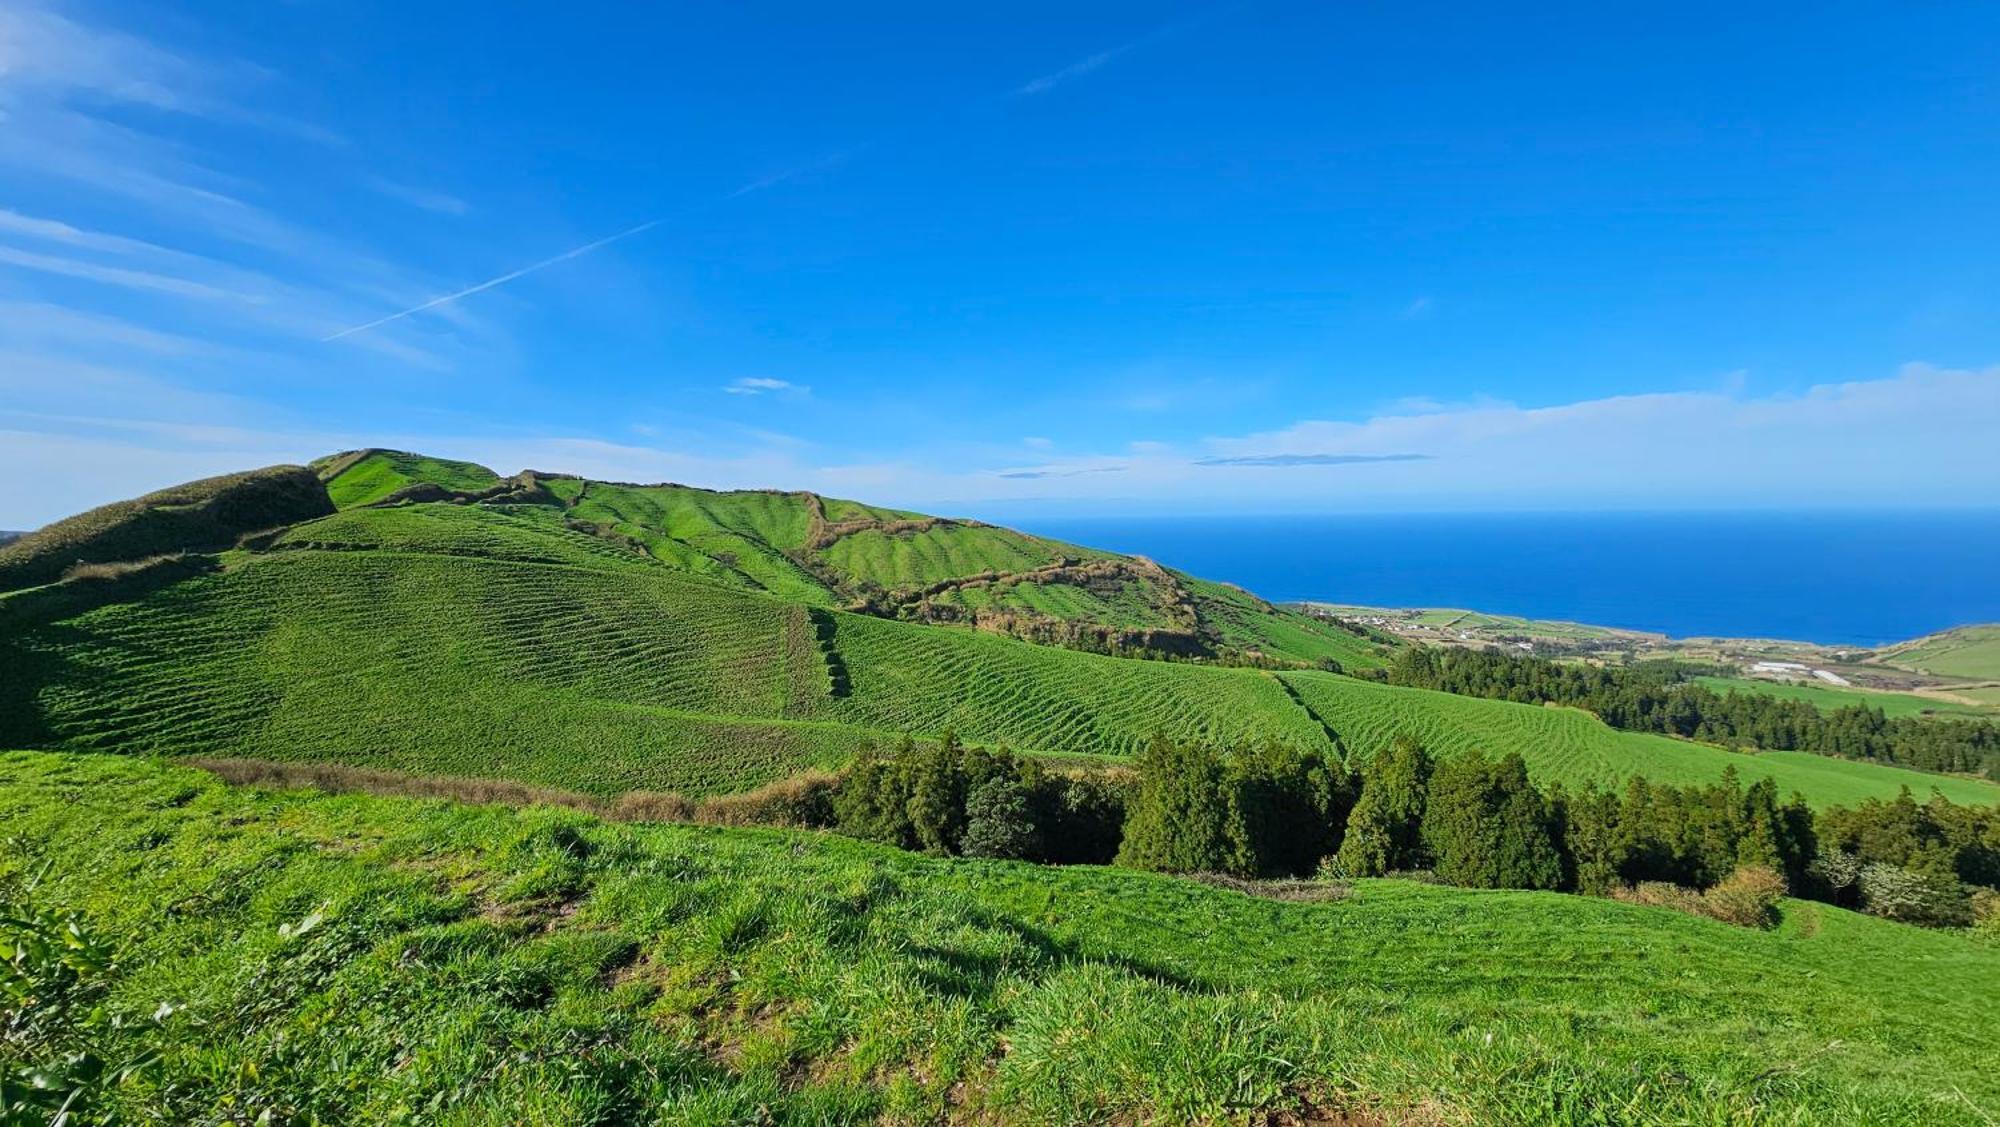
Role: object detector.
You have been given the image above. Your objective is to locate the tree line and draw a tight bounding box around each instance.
[821,733,2000,931]
[1374,647,2000,779]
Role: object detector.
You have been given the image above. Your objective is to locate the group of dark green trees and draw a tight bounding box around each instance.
[829,734,1125,864]
[821,731,2000,930]
[1378,647,2000,779]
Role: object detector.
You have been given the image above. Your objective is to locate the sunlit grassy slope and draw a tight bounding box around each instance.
[324,452,1385,669]
[5,500,1995,807]
[316,449,501,508]
[4,752,1996,1125]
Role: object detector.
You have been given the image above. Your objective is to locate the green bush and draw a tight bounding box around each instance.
[1859,863,1972,928]
[963,775,1042,860]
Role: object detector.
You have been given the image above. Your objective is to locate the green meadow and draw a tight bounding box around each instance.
[5,752,1997,1125]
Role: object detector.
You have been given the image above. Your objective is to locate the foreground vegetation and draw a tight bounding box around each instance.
[5,752,1998,1125]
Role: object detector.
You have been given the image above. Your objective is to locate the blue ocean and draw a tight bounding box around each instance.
[1008,511,2000,647]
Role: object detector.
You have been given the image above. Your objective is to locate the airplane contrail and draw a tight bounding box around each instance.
[322,9,1230,342]
[321,219,660,341]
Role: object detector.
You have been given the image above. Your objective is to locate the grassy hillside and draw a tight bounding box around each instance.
[315,448,502,508]
[315,451,1384,668]
[4,752,1995,1125]
[0,464,331,591]
[5,499,1995,809]
[1874,624,2000,681]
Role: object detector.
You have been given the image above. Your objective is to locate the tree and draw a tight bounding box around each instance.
[906,731,968,854]
[1421,750,1563,890]
[962,774,1042,860]
[832,739,916,848]
[1334,736,1432,877]
[1221,741,1354,877]
[1115,735,1233,873]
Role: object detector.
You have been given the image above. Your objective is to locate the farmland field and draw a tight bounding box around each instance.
[3,751,1995,1125]
[1280,670,2000,807]
[1694,674,1986,718]
[1874,624,2000,681]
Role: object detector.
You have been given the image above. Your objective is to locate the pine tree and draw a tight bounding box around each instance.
[1115,735,1233,873]
[1334,736,1432,877]
[906,731,968,854]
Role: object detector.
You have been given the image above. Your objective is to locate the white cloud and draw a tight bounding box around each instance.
[1402,296,1433,319]
[725,377,809,397]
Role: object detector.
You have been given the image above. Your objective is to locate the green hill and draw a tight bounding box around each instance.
[311,449,1384,669]
[5,492,1995,808]
[0,464,331,591]
[5,751,1995,1125]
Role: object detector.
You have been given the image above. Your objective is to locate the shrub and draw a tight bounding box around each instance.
[962,775,1042,860]
[1700,866,1787,929]
[1857,863,1972,927]
[694,772,839,827]
[1972,889,2000,938]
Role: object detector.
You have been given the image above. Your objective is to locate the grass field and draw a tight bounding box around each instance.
[1694,674,1986,718]
[3,751,1995,1125]
[1279,671,2000,807]
[5,500,1995,809]
[1874,625,2000,681]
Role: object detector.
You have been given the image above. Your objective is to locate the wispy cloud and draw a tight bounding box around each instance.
[364,176,469,216]
[724,377,808,397]
[1402,296,1433,319]
[0,244,246,302]
[1016,48,1127,97]
[1196,453,1433,467]
[992,464,1127,480]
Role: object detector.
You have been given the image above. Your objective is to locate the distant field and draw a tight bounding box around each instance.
[1875,625,2000,681]
[4,752,1995,1124]
[1695,674,1985,718]
[1281,672,2000,808]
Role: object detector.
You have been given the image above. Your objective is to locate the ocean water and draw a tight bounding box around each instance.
[1008,511,2000,647]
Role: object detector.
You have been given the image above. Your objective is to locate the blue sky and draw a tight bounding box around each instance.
[2,1,1997,526]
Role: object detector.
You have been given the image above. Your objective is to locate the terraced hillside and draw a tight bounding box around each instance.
[6,494,1997,808]
[314,449,1384,668]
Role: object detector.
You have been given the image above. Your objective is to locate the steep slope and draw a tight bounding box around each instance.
[0,464,330,591]
[4,752,1996,1124]
[316,450,1385,668]
[5,497,1995,807]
